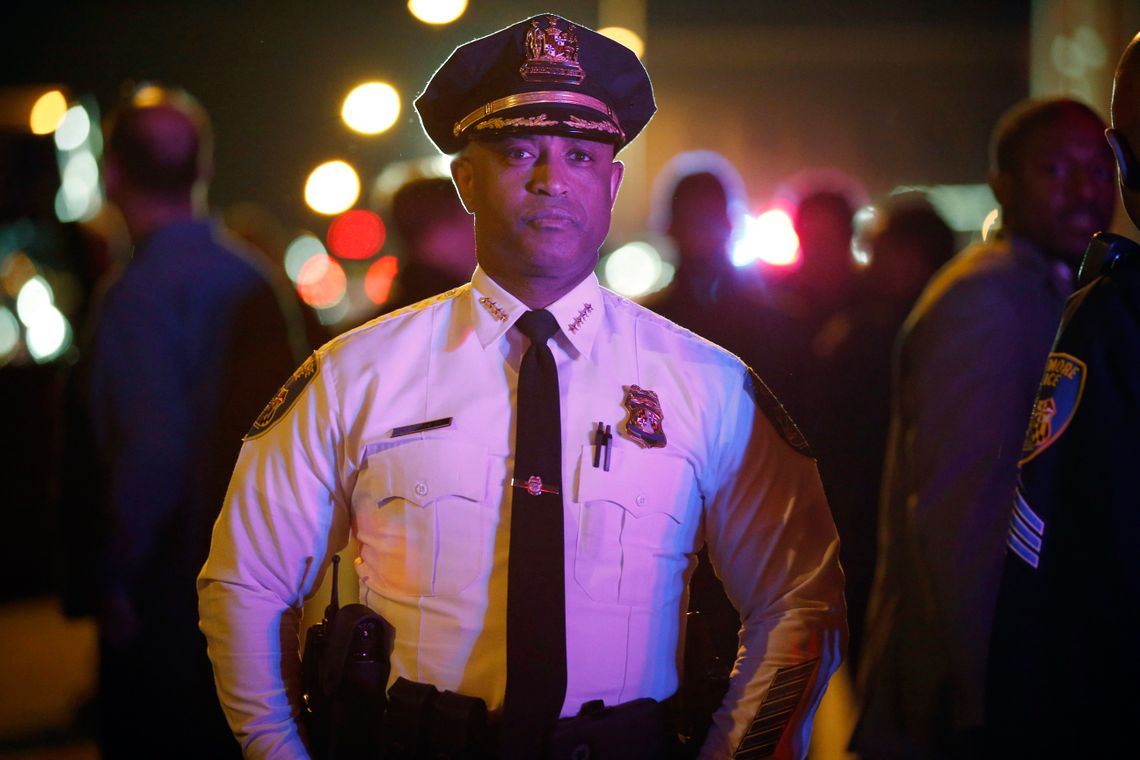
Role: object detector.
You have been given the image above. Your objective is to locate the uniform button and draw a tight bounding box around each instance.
[414,481,429,497]
[571,744,591,760]
[635,494,647,507]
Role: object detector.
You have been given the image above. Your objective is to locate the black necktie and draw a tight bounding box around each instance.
[498,309,567,758]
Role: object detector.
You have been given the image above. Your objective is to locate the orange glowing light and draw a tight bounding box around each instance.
[328,210,386,260]
[365,256,400,305]
[296,254,347,308]
[29,90,67,135]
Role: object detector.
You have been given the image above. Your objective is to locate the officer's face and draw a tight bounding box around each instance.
[452,134,624,301]
[993,112,1117,265]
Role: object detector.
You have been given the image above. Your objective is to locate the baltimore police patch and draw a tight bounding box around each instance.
[745,368,812,458]
[1019,352,1087,465]
[245,353,319,440]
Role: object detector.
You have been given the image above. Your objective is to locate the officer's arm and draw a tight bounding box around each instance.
[697,367,847,760]
[198,353,351,759]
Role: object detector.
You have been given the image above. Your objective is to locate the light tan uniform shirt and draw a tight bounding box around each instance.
[199,267,846,759]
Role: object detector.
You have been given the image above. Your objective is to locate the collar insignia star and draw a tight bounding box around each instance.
[567,303,594,333]
[479,296,509,322]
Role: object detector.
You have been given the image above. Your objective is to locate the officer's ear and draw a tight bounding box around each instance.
[1107,129,1140,190]
[450,153,476,214]
[609,159,625,209]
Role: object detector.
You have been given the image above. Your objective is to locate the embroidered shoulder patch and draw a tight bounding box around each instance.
[745,369,812,458]
[245,353,320,440]
[1019,352,1087,465]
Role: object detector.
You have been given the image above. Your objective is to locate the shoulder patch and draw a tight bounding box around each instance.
[1019,352,1087,465]
[245,353,320,440]
[745,368,812,457]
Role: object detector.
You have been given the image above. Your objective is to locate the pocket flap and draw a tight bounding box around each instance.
[361,439,488,507]
[575,445,685,522]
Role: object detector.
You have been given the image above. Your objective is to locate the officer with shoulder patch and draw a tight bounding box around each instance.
[985,32,1140,758]
[198,14,845,760]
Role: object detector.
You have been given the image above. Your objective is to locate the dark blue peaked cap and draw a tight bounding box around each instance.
[415,13,655,155]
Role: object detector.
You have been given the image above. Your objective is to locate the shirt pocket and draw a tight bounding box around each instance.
[573,446,696,607]
[353,439,490,597]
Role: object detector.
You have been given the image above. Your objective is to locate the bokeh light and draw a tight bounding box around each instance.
[365,256,400,305]
[981,208,1000,241]
[25,306,70,362]
[733,209,800,268]
[297,254,347,308]
[597,27,645,59]
[604,241,663,298]
[53,105,91,151]
[407,0,467,25]
[29,90,67,135]
[56,150,101,222]
[328,210,386,260]
[342,82,401,135]
[1,252,37,298]
[284,234,327,282]
[304,161,361,215]
[0,306,20,364]
[16,276,54,326]
[850,205,880,267]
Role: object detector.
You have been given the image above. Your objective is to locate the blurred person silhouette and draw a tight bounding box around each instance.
[63,83,307,757]
[852,97,1117,759]
[650,151,801,398]
[782,182,864,438]
[985,33,1140,758]
[382,175,476,313]
[809,196,956,671]
[793,189,858,321]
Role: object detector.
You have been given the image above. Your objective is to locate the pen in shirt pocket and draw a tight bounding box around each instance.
[592,421,612,471]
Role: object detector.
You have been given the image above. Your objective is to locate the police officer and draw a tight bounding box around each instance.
[985,31,1140,758]
[198,15,846,759]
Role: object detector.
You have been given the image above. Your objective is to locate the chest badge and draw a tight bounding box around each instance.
[622,385,667,449]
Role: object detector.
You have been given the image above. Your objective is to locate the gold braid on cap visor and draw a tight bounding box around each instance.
[453,90,624,141]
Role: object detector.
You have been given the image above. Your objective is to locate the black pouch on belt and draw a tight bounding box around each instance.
[379,677,491,759]
[545,697,679,760]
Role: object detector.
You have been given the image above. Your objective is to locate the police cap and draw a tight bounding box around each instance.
[415,14,655,155]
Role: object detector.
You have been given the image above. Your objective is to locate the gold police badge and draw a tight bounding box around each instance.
[622,385,666,449]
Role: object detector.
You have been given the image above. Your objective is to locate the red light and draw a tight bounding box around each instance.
[364,255,399,305]
[733,208,801,269]
[297,254,347,308]
[327,209,386,260]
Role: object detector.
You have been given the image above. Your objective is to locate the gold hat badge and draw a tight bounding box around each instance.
[520,16,585,84]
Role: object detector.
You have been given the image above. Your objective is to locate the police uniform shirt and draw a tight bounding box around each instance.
[199,266,846,759]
